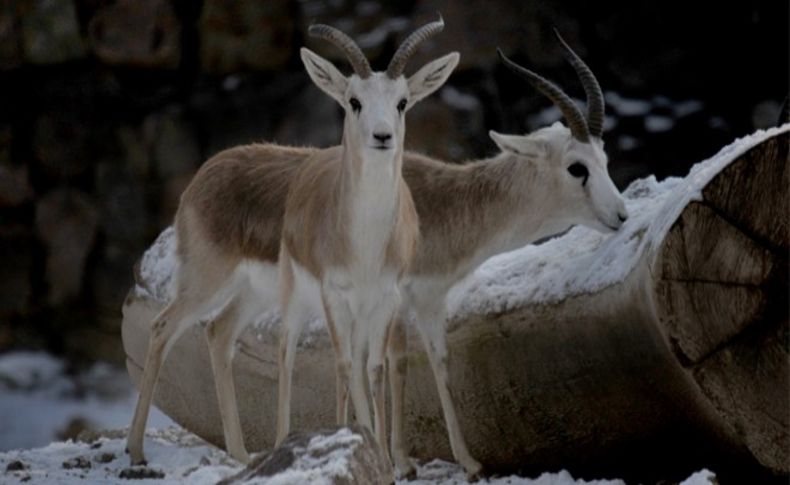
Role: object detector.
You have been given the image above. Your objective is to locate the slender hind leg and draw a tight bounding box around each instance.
[415,303,482,478]
[127,241,236,466]
[127,296,196,465]
[204,284,263,464]
[275,253,312,445]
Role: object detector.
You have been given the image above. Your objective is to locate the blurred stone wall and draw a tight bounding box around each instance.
[0,0,786,363]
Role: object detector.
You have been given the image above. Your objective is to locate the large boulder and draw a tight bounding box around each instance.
[123,126,789,483]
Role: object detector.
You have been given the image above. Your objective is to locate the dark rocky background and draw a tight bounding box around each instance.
[0,0,786,365]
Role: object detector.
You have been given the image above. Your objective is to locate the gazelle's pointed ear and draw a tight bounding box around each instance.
[300,47,348,104]
[406,52,459,108]
[489,130,521,153]
[489,130,545,158]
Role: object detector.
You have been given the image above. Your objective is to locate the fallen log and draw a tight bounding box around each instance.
[122,125,788,483]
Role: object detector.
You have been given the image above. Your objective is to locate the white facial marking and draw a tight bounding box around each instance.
[490,123,628,233]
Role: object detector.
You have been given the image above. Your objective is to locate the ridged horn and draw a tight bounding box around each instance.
[308,24,372,79]
[553,29,605,138]
[497,48,590,142]
[386,15,445,79]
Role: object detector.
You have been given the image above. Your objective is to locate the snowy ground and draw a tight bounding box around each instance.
[0,351,721,484]
[0,351,175,452]
[0,425,716,484]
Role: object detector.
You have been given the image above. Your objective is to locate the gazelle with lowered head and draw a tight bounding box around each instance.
[124,17,458,467]
[276,18,458,462]
[386,31,629,477]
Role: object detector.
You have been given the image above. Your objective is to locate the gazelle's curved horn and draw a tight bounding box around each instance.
[553,29,605,138]
[308,24,372,79]
[497,48,590,142]
[386,15,445,79]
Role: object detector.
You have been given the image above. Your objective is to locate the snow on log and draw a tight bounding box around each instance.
[122,125,788,481]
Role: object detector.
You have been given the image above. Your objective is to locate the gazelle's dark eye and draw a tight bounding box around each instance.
[397,98,407,112]
[349,97,361,113]
[568,162,590,186]
[567,162,589,179]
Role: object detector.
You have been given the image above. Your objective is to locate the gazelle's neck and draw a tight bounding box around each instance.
[406,152,571,280]
[342,142,406,275]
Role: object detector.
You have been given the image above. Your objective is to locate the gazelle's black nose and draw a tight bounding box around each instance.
[618,212,628,223]
[373,132,392,143]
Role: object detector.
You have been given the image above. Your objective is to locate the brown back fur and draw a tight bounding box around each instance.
[176,143,524,278]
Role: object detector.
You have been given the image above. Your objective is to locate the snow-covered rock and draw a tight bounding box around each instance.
[222,426,393,485]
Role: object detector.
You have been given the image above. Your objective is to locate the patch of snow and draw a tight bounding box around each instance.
[251,311,326,347]
[0,351,64,390]
[644,115,674,133]
[673,99,704,118]
[603,115,617,132]
[679,468,716,485]
[617,135,639,151]
[136,226,178,303]
[605,92,651,116]
[441,86,481,111]
[0,428,238,484]
[259,428,364,485]
[0,352,174,452]
[651,95,673,108]
[447,124,789,318]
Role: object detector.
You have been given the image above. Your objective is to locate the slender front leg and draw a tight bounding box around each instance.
[350,333,373,431]
[415,305,483,478]
[321,289,353,426]
[387,312,414,478]
[204,296,257,464]
[365,285,401,462]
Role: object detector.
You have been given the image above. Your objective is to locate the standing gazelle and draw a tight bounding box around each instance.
[276,19,458,461]
[125,18,458,467]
